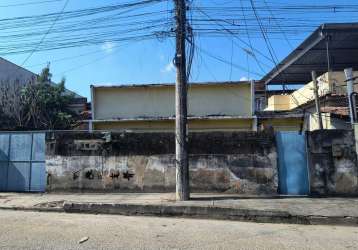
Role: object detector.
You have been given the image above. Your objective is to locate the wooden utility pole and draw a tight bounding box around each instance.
[174,0,189,201]
[311,71,323,130]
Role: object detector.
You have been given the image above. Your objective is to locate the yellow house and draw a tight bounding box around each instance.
[265,71,354,131]
[266,71,358,111]
[257,23,358,131]
[257,111,304,132]
[90,81,258,132]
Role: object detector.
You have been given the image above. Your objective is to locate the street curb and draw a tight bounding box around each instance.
[1,203,357,226]
[63,202,358,226]
[0,206,64,213]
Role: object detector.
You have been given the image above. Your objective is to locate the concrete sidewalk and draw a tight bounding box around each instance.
[1,192,358,226]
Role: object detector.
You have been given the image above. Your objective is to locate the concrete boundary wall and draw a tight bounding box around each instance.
[45,132,278,194]
[307,130,358,196]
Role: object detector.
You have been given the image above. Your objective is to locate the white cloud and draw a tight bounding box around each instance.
[240,76,250,81]
[161,61,176,73]
[101,41,115,53]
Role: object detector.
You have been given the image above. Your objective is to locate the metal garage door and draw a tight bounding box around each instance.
[0,132,46,192]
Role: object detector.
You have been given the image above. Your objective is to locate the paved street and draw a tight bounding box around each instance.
[0,210,357,250]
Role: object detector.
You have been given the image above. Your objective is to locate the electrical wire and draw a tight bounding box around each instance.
[20,0,70,66]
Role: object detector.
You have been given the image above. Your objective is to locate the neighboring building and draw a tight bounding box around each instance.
[0,57,87,115]
[0,57,37,84]
[254,81,304,131]
[261,23,358,131]
[266,71,358,111]
[262,23,358,86]
[265,71,353,131]
[90,81,257,132]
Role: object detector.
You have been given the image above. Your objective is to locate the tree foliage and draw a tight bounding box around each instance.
[0,79,28,129]
[0,64,78,130]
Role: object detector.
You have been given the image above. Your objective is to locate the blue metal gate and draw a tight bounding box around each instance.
[276,131,309,195]
[0,132,46,192]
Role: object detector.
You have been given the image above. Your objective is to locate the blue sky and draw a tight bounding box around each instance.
[1,0,358,99]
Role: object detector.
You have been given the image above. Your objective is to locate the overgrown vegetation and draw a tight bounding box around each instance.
[0,65,78,130]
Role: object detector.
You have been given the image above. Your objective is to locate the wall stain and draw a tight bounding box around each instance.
[85,170,95,180]
[123,171,135,181]
[110,170,120,179]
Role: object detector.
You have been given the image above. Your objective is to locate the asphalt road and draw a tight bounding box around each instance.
[0,210,357,250]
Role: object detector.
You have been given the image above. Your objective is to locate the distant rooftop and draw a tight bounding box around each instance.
[0,57,85,99]
[262,23,358,85]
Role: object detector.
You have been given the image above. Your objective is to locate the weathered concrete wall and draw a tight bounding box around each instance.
[46,132,278,194]
[307,130,358,196]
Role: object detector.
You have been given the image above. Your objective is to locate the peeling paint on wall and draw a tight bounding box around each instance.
[45,131,278,194]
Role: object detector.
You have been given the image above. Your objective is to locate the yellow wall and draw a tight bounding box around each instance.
[309,113,330,131]
[92,83,253,120]
[266,95,291,111]
[260,118,303,131]
[262,113,349,132]
[92,118,254,132]
[309,113,350,131]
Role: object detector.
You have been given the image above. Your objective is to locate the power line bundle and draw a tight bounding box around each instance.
[0,0,172,56]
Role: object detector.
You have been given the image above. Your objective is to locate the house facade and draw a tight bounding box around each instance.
[265,71,355,131]
[90,81,257,132]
